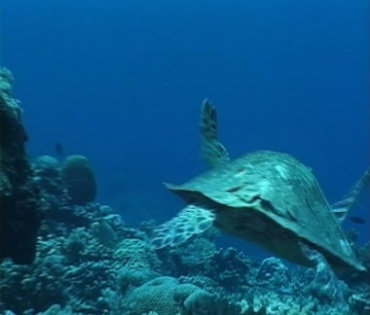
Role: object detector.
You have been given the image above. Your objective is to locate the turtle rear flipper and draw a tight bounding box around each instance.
[200,99,230,168]
[150,205,216,249]
[300,242,347,299]
[331,166,370,222]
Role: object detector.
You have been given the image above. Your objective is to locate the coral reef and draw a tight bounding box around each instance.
[0,67,43,264]
[1,66,369,315]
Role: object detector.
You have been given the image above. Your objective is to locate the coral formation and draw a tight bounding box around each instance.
[61,154,97,205]
[0,67,43,264]
[1,66,369,315]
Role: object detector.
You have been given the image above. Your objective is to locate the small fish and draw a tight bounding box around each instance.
[348,216,366,224]
[54,142,64,156]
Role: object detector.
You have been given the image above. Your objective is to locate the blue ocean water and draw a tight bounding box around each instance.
[3,0,369,253]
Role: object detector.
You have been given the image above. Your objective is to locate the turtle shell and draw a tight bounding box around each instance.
[166,150,365,272]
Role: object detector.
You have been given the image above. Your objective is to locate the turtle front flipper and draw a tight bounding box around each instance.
[200,99,230,168]
[331,166,370,222]
[150,205,216,249]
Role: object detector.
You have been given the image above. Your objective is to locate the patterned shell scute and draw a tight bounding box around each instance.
[180,151,316,212]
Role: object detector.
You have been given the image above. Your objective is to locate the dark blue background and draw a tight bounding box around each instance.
[3,0,369,253]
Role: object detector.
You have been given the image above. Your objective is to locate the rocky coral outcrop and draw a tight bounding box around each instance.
[0,67,43,264]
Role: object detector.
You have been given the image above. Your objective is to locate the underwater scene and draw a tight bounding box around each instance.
[1,0,369,314]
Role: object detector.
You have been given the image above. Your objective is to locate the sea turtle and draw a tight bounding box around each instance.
[199,99,370,224]
[151,99,368,273]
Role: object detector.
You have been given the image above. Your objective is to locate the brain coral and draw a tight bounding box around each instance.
[123,277,180,315]
[61,155,97,205]
[123,276,213,315]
